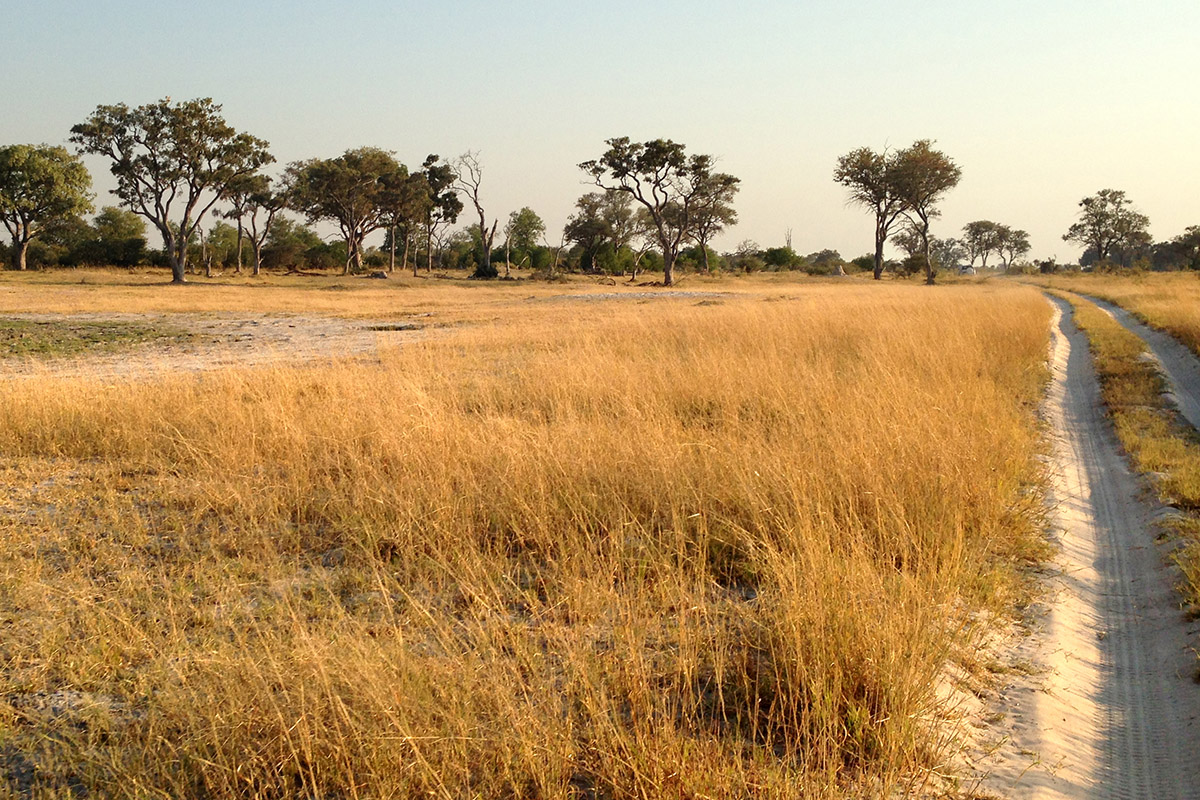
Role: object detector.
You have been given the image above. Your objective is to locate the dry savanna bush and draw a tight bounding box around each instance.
[0,283,1050,798]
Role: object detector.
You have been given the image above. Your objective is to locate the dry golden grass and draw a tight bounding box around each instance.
[0,268,828,323]
[0,277,1050,798]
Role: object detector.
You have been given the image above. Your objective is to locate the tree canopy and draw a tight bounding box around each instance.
[580,137,736,286]
[286,147,407,275]
[960,220,1004,269]
[686,171,739,273]
[891,140,962,284]
[1063,189,1150,267]
[0,144,94,271]
[996,226,1030,269]
[833,146,908,280]
[70,97,272,283]
[416,155,462,273]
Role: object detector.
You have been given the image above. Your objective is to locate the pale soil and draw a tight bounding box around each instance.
[0,290,737,380]
[959,296,1200,799]
[0,311,433,380]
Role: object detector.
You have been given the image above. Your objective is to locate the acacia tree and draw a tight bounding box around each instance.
[833,146,907,280]
[286,147,405,275]
[996,226,1031,269]
[1063,189,1150,266]
[71,98,272,284]
[891,140,962,285]
[960,220,1003,269]
[454,151,499,278]
[580,137,730,286]
[0,144,94,271]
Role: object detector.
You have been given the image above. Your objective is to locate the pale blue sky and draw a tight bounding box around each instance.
[3,0,1198,261]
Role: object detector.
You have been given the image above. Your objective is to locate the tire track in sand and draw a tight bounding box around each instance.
[977,296,1200,799]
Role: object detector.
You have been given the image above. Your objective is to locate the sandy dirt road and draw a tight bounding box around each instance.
[1086,296,1200,433]
[974,296,1200,798]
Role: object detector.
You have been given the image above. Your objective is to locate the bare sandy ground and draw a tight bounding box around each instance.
[966,296,1200,798]
[0,312,431,380]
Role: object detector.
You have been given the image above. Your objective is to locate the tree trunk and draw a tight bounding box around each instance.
[873,224,886,280]
[169,252,187,284]
[921,220,935,285]
[473,220,498,279]
[663,249,675,286]
[199,226,212,278]
[426,222,434,273]
[168,233,187,284]
[388,224,396,273]
[343,236,358,276]
[700,240,711,273]
[403,229,413,276]
[235,219,244,274]
[12,238,28,271]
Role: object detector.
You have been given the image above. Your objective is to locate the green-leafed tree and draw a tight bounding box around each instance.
[0,144,94,271]
[503,207,545,277]
[891,140,962,285]
[960,220,1003,269]
[687,171,739,273]
[285,147,406,275]
[261,217,323,272]
[580,137,732,286]
[417,155,462,274]
[1169,226,1200,270]
[1063,189,1150,267]
[930,236,966,273]
[834,146,908,280]
[221,172,269,274]
[237,176,286,277]
[380,172,429,275]
[71,98,272,283]
[94,206,147,267]
[997,226,1031,270]
[565,191,630,274]
[204,221,240,273]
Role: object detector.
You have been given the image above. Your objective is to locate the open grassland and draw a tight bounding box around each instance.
[0,268,826,323]
[0,277,1050,798]
[1053,290,1200,616]
[1034,271,1200,356]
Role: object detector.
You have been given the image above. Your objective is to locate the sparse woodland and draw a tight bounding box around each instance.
[1,96,1193,282]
